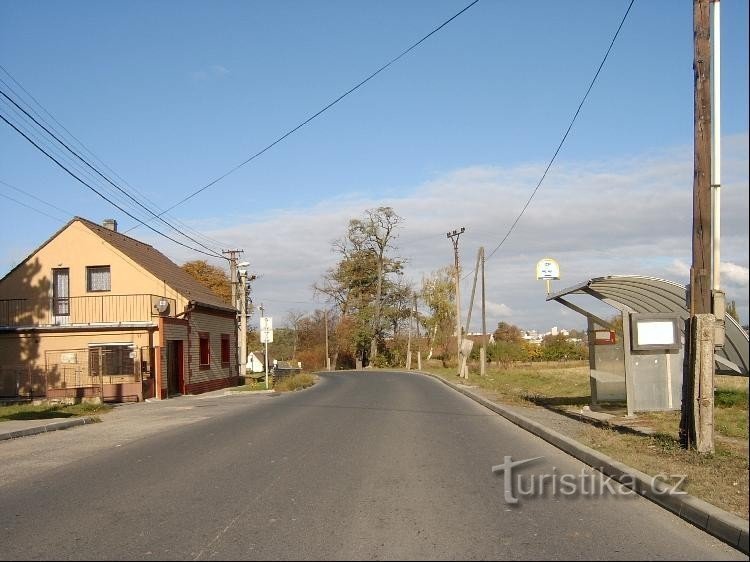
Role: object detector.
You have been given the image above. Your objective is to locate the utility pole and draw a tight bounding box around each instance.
[447,227,466,378]
[463,247,483,378]
[324,308,330,371]
[223,249,244,379]
[238,268,248,382]
[481,247,487,376]
[406,295,413,370]
[681,0,714,454]
[414,293,422,371]
[711,0,725,349]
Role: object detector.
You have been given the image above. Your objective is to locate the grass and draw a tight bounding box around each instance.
[234,379,272,392]
[0,401,112,422]
[274,373,316,392]
[422,359,749,519]
[235,373,317,392]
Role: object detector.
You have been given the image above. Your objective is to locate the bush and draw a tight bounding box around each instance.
[275,373,315,392]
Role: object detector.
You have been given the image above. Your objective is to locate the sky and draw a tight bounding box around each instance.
[1,0,748,332]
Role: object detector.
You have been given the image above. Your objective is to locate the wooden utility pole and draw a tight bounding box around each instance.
[681,0,714,454]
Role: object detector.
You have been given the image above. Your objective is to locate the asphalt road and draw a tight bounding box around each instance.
[0,371,744,560]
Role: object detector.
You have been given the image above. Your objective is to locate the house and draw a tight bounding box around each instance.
[0,217,238,402]
[247,351,266,373]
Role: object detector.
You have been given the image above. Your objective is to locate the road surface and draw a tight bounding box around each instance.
[0,371,744,560]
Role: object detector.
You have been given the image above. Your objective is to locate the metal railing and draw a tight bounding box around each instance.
[0,294,176,328]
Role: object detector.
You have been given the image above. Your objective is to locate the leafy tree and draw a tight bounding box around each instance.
[486,340,529,366]
[421,267,456,366]
[181,260,232,305]
[346,207,403,363]
[494,321,523,344]
[314,207,404,367]
[539,333,587,361]
[727,300,740,323]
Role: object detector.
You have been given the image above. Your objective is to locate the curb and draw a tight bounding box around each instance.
[416,370,749,555]
[0,416,99,442]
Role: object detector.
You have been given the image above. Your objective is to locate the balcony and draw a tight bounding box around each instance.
[0,294,177,328]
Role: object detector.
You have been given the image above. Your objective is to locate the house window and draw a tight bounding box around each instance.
[87,266,111,292]
[199,333,210,368]
[89,344,135,378]
[52,268,70,316]
[221,334,231,366]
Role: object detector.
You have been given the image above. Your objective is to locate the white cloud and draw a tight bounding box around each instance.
[722,262,749,287]
[484,301,514,318]
[158,133,749,330]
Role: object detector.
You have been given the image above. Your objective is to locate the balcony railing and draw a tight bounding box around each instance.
[0,294,176,328]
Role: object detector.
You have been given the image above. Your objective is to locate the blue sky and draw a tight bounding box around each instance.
[1,0,748,331]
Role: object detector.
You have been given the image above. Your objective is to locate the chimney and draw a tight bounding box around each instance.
[102,219,118,232]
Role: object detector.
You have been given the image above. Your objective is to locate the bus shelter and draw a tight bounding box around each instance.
[547,275,749,416]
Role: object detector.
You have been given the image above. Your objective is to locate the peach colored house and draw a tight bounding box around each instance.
[0,217,238,402]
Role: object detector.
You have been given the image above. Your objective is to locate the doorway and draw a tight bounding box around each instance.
[166,340,184,396]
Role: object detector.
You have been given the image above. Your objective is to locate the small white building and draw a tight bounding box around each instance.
[246,352,266,373]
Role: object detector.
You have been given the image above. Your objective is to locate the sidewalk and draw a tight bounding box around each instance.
[0,416,100,441]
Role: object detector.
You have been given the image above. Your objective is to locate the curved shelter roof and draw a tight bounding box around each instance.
[547,275,749,375]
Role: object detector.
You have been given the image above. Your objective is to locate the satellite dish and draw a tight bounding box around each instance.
[155,299,170,314]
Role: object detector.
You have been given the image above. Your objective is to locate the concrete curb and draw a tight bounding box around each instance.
[416,370,749,555]
[0,416,99,442]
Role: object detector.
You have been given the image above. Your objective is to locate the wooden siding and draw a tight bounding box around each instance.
[185,310,237,391]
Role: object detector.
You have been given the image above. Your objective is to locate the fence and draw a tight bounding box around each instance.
[0,346,153,402]
[0,294,176,327]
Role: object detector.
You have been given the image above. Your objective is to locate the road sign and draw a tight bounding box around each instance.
[535,258,560,280]
[260,316,273,343]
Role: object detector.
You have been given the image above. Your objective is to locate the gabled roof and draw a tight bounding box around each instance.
[76,218,233,310]
[1,216,233,311]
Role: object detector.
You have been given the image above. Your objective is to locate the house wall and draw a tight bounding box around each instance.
[0,328,155,398]
[184,309,237,394]
[0,328,155,367]
[0,220,189,312]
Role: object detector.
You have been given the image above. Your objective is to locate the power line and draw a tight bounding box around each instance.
[0,178,75,218]
[482,0,636,265]
[0,191,68,223]
[0,87,226,258]
[0,111,226,260]
[0,66,232,251]
[132,0,482,226]
[449,0,636,285]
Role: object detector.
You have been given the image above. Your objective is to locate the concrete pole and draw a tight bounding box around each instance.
[447,228,465,377]
[481,247,487,377]
[406,298,413,370]
[239,270,247,381]
[414,293,422,371]
[324,308,331,371]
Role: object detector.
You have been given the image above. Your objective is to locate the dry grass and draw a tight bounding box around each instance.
[274,373,316,392]
[422,359,749,519]
[0,401,111,422]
